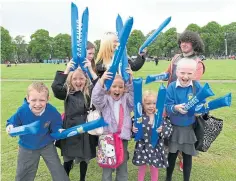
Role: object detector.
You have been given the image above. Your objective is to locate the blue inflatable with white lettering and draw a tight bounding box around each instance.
[151,84,166,148]
[105,17,133,90]
[116,14,130,83]
[139,17,171,53]
[185,83,214,115]
[133,78,143,141]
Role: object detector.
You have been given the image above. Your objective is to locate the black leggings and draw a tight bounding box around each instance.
[166,151,192,181]
[63,160,88,181]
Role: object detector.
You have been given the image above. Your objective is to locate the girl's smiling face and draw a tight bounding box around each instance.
[109,76,125,101]
[143,95,156,115]
[71,70,87,91]
[176,67,195,87]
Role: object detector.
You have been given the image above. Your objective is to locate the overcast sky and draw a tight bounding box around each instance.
[1,0,235,43]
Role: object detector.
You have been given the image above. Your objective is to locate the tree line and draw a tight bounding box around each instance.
[1,21,236,63]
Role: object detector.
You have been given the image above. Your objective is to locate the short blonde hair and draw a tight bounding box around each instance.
[177,58,197,71]
[114,74,124,82]
[142,90,157,103]
[96,32,118,65]
[27,82,49,98]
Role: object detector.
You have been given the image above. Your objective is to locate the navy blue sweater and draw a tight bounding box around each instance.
[165,81,202,126]
[6,99,62,150]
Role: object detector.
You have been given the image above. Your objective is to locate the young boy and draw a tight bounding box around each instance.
[165,58,203,181]
[6,82,70,181]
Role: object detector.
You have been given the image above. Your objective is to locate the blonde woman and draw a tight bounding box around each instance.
[95,32,146,78]
[51,60,98,181]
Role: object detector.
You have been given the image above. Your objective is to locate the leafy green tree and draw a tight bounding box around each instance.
[186,24,201,33]
[13,35,29,63]
[28,29,52,62]
[163,27,178,57]
[146,30,165,57]
[127,30,145,56]
[1,26,14,62]
[222,23,236,55]
[201,21,224,56]
[94,39,101,58]
[52,33,71,59]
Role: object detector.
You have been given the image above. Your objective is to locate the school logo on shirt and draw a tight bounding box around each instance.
[44,121,51,128]
[188,93,193,100]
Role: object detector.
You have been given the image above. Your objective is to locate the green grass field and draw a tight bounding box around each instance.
[1,59,236,80]
[1,60,236,181]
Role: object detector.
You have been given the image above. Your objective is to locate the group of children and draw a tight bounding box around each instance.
[6,31,204,181]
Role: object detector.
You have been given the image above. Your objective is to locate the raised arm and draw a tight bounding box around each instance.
[91,80,108,111]
[51,71,68,100]
[124,67,134,108]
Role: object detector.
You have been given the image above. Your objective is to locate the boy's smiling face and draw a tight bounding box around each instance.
[27,89,48,115]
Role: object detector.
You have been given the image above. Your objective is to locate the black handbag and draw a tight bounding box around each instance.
[194,114,223,152]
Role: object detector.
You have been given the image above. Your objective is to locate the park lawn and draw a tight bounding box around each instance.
[1,81,236,181]
[1,59,236,80]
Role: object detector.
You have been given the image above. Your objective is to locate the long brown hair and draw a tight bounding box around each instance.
[87,41,96,71]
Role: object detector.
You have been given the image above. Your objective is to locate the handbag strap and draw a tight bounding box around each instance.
[89,96,93,110]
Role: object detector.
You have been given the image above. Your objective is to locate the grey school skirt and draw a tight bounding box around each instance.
[169,125,198,156]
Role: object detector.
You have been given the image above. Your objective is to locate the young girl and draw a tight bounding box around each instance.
[51,60,98,181]
[132,90,173,181]
[165,58,201,181]
[91,70,134,181]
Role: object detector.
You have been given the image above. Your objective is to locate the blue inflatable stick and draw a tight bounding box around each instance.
[51,117,108,140]
[145,73,169,84]
[151,84,166,148]
[133,78,143,141]
[77,7,93,79]
[105,17,134,90]
[116,14,123,36]
[116,14,130,83]
[195,93,232,114]
[139,17,171,53]
[71,2,79,71]
[9,120,41,137]
[185,83,214,116]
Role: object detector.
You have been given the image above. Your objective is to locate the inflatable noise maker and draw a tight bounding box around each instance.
[145,73,169,84]
[51,117,108,140]
[104,17,134,90]
[9,120,41,137]
[195,93,232,114]
[116,14,130,83]
[139,16,171,54]
[71,2,79,70]
[133,78,143,141]
[151,84,166,148]
[9,117,108,139]
[71,3,93,79]
[184,83,215,116]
